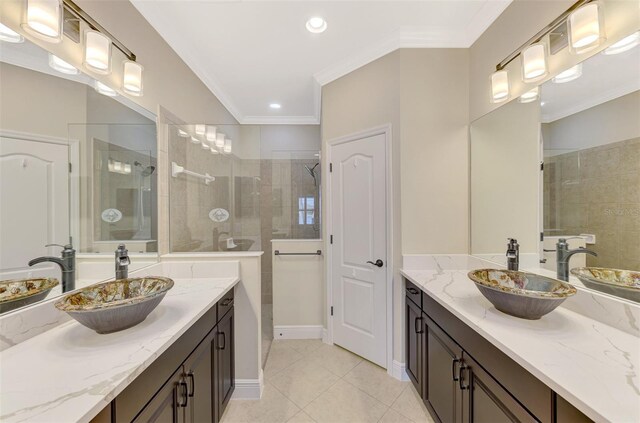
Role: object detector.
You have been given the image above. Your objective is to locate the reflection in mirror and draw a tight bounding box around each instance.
[0,37,157,314]
[470,31,640,303]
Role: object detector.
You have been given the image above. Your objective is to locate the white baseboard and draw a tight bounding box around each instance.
[231,371,263,400]
[273,325,323,339]
[391,360,409,382]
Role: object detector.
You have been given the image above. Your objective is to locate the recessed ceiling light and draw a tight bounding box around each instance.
[306,17,327,34]
[269,103,282,109]
[603,31,640,55]
[552,64,582,84]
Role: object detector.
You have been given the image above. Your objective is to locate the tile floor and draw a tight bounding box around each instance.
[221,339,434,423]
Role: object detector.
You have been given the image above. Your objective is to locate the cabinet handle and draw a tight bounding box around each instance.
[178,381,189,407]
[458,364,467,390]
[217,331,226,350]
[414,317,424,334]
[221,298,233,307]
[407,287,419,295]
[187,372,195,397]
[452,358,460,381]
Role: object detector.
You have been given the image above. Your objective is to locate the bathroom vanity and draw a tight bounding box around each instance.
[402,256,639,423]
[0,261,242,423]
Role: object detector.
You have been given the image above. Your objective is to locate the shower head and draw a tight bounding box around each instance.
[134,161,156,176]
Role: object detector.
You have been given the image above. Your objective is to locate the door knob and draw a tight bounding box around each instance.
[366,259,384,268]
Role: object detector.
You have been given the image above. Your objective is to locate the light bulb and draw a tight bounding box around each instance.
[206,126,217,142]
[568,2,605,54]
[215,133,225,148]
[521,43,548,83]
[224,138,232,154]
[23,0,62,42]
[48,53,79,75]
[84,30,111,74]
[490,70,510,103]
[0,23,24,43]
[195,124,206,135]
[123,61,143,96]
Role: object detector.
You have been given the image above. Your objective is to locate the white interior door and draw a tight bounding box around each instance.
[0,136,69,273]
[330,132,387,367]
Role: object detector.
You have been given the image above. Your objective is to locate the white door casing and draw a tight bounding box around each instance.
[328,128,390,368]
[0,135,69,273]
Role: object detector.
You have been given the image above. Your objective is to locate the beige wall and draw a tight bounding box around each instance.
[544,91,640,151]
[470,99,541,255]
[0,63,87,138]
[321,48,469,363]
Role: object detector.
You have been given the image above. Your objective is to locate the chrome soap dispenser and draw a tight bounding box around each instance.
[506,238,519,271]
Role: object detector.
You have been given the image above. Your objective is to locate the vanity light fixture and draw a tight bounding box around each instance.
[48,53,79,75]
[206,126,217,142]
[224,138,232,154]
[0,23,24,43]
[518,87,540,103]
[23,0,63,42]
[215,133,225,148]
[195,124,206,136]
[490,70,510,103]
[306,17,327,34]
[190,136,200,144]
[123,61,143,96]
[201,141,210,150]
[84,30,111,74]
[603,31,640,55]
[94,81,117,97]
[521,43,548,83]
[269,103,282,109]
[568,2,605,54]
[552,63,582,83]
[210,146,219,154]
[177,129,190,138]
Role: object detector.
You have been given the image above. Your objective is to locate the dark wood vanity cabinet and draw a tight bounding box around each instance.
[405,279,592,423]
[94,288,235,423]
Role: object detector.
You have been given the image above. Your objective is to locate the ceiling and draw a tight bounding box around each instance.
[540,45,640,123]
[131,0,512,124]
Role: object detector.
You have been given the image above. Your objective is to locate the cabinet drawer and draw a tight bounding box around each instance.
[217,288,234,323]
[405,279,422,308]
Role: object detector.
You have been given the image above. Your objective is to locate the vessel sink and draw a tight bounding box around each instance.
[0,278,59,313]
[468,269,576,320]
[55,277,174,334]
[571,267,640,303]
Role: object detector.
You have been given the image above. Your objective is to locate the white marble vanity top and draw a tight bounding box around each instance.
[0,275,239,423]
[401,256,640,423]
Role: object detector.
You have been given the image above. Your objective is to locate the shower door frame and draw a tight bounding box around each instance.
[325,124,394,377]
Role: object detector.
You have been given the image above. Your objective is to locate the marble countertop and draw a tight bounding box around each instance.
[0,276,239,423]
[401,266,640,423]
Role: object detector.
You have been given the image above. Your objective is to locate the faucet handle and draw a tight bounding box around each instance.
[45,243,73,250]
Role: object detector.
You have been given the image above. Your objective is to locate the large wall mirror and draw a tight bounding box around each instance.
[471,29,639,303]
[0,37,158,314]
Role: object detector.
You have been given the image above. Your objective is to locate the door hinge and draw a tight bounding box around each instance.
[540,232,544,242]
[329,163,333,173]
[330,306,333,316]
[330,235,333,244]
[68,163,72,173]
[540,162,544,171]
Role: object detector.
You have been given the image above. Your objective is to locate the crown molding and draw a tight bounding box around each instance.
[541,81,640,123]
[242,115,319,125]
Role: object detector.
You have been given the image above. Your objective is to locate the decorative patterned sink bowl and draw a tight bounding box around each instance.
[0,278,59,313]
[571,267,640,303]
[55,277,174,334]
[468,269,576,320]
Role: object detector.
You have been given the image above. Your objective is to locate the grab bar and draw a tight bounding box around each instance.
[171,161,215,185]
[274,250,322,256]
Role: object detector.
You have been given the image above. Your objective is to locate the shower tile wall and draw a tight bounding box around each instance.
[259,158,321,305]
[544,137,640,270]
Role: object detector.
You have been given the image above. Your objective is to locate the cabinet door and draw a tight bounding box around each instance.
[423,314,463,423]
[405,296,423,392]
[461,353,536,423]
[184,330,215,423]
[214,306,235,422]
[134,367,187,423]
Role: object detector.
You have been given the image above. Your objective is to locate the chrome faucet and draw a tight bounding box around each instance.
[506,238,519,271]
[556,238,597,281]
[115,244,130,280]
[29,243,76,293]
